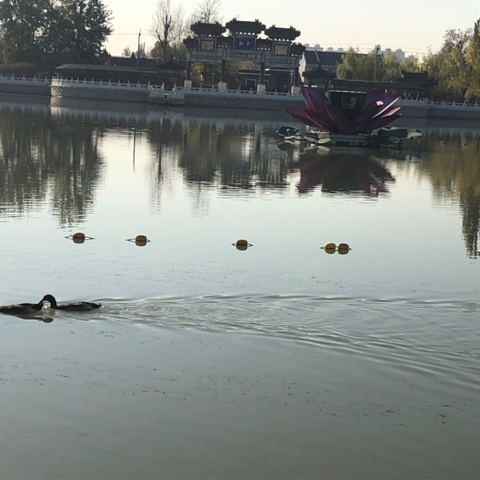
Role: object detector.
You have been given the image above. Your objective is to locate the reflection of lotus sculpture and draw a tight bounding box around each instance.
[289,150,395,195]
[285,87,401,135]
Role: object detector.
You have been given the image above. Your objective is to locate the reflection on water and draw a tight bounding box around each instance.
[1,97,480,256]
[1,97,480,479]
[0,103,104,225]
[288,149,395,195]
[417,134,480,257]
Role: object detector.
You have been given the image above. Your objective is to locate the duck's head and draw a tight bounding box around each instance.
[42,294,57,307]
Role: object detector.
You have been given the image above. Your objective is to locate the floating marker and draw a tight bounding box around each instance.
[65,232,94,243]
[321,242,351,254]
[126,235,150,246]
[322,243,337,254]
[135,235,148,246]
[232,239,253,250]
[337,243,351,255]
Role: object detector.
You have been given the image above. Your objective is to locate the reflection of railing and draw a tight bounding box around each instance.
[0,75,50,86]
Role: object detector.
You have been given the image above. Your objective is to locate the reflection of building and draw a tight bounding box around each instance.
[183,19,305,92]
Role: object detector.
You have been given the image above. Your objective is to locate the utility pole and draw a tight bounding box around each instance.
[373,44,380,81]
[136,30,141,70]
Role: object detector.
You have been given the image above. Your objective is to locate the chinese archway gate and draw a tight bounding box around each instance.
[183,19,305,92]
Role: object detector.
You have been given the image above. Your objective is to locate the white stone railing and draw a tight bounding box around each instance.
[149,84,165,97]
[51,77,149,91]
[180,86,300,98]
[2,75,479,109]
[0,74,50,86]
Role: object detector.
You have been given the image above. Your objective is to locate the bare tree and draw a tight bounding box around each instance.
[150,0,185,61]
[193,0,221,23]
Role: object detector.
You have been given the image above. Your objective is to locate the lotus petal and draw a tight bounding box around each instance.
[356,102,401,127]
[360,113,401,133]
[304,109,336,131]
[325,105,369,134]
[284,107,321,129]
[361,94,398,115]
[372,99,400,119]
[287,88,402,135]
[301,86,329,112]
[362,88,389,111]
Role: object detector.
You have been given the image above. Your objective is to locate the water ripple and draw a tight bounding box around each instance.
[55,295,477,373]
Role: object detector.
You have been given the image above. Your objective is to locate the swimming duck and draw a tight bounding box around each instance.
[0,300,44,316]
[42,294,101,312]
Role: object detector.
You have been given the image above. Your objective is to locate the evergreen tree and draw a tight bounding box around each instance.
[0,0,54,63]
[0,0,113,64]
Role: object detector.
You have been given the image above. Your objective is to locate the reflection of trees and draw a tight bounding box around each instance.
[0,107,104,225]
[147,118,289,212]
[417,133,480,257]
[288,150,395,195]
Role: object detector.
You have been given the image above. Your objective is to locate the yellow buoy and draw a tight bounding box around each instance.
[135,235,148,246]
[324,246,336,254]
[235,243,248,251]
[236,239,248,246]
[323,242,336,250]
[337,243,350,255]
[72,232,85,242]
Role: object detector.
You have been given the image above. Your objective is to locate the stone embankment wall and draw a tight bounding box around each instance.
[50,85,148,103]
[398,99,480,120]
[2,76,480,119]
[51,79,149,103]
[0,76,50,96]
[183,92,305,111]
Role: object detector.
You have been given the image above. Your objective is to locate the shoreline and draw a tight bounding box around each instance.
[1,78,480,117]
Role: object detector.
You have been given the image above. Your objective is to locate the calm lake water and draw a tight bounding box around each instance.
[0,94,479,479]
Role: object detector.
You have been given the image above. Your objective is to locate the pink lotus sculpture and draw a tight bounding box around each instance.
[285,87,401,135]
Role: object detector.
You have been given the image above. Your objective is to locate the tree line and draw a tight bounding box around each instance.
[0,0,220,66]
[337,19,480,102]
[0,0,113,64]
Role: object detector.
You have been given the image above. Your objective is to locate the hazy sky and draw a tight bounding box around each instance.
[104,0,480,57]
